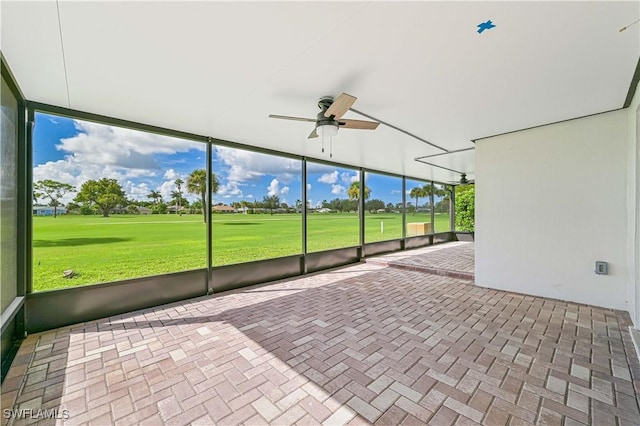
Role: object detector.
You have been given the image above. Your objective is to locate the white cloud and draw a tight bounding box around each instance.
[318,171,338,184]
[278,173,295,185]
[54,121,203,174]
[217,181,244,198]
[125,181,150,201]
[391,189,402,195]
[215,146,300,184]
[33,119,203,200]
[306,183,312,191]
[341,172,358,184]
[331,184,346,195]
[158,180,175,201]
[164,169,179,180]
[266,179,289,197]
[267,179,280,196]
[33,156,148,203]
[156,179,198,202]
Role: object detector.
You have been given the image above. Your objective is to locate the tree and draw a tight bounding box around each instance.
[263,195,280,215]
[409,186,428,216]
[455,185,475,231]
[190,200,203,214]
[152,202,168,215]
[347,181,370,212]
[74,178,126,217]
[434,186,451,213]
[365,199,385,213]
[186,169,219,223]
[328,198,345,212]
[175,178,184,216]
[295,199,302,213]
[170,190,188,213]
[33,179,76,218]
[147,190,162,205]
[66,202,81,215]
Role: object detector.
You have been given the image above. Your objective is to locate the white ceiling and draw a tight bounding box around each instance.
[2,1,638,183]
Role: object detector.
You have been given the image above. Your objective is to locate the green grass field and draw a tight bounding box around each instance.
[32,212,450,291]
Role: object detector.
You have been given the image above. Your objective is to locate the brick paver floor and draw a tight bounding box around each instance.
[2,246,639,425]
[367,242,475,281]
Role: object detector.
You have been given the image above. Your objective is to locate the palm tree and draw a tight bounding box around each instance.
[409,186,428,215]
[186,169,219,223]
[434,185,450,214]
[347,181,370,212]
[147,190,162,205]
[175,178,184,216]
[170,190,187,213]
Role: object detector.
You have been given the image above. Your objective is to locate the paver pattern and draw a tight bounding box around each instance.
[367,242,475,280]
[2,244,639,426]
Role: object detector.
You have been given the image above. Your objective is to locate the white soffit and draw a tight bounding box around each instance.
[1,1,638,183]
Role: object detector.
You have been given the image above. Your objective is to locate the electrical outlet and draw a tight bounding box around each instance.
[595,261,608,275]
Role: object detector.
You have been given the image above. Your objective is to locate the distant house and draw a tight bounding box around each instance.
[111,205,128,214]
[316,208,333,213]
[108,205,153,215]
[213,205,235,213]
[167,205,186,214]
[33,205,67,216]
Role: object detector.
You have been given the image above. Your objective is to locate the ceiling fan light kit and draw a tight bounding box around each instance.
[316,122,338,138]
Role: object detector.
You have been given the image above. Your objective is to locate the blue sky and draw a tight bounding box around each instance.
[33,113,437,207]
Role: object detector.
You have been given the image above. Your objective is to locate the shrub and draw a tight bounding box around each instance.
[455,185,475,232]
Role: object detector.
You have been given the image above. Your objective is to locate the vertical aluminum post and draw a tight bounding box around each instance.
[206,140,213,294]
[302,159,308,274]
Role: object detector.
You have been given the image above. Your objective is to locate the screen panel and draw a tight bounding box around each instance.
[32,112,207,291]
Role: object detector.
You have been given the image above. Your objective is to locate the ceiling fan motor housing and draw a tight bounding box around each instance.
[316,96,339,128]
[317,96,334,111]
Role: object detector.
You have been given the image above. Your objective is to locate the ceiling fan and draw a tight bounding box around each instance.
[269,93,379,140]
[449,173,475,185]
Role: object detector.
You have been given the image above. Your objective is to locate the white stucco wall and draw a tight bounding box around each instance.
[629,89,640,326]
[476,110,630,311]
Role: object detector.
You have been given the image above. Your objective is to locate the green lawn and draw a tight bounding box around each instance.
[32,212,450,291]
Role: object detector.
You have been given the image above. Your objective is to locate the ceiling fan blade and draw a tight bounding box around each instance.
[338,119,379,130]
[324,93,356,119]
[308,128,318,139]
[269,114,316,122]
